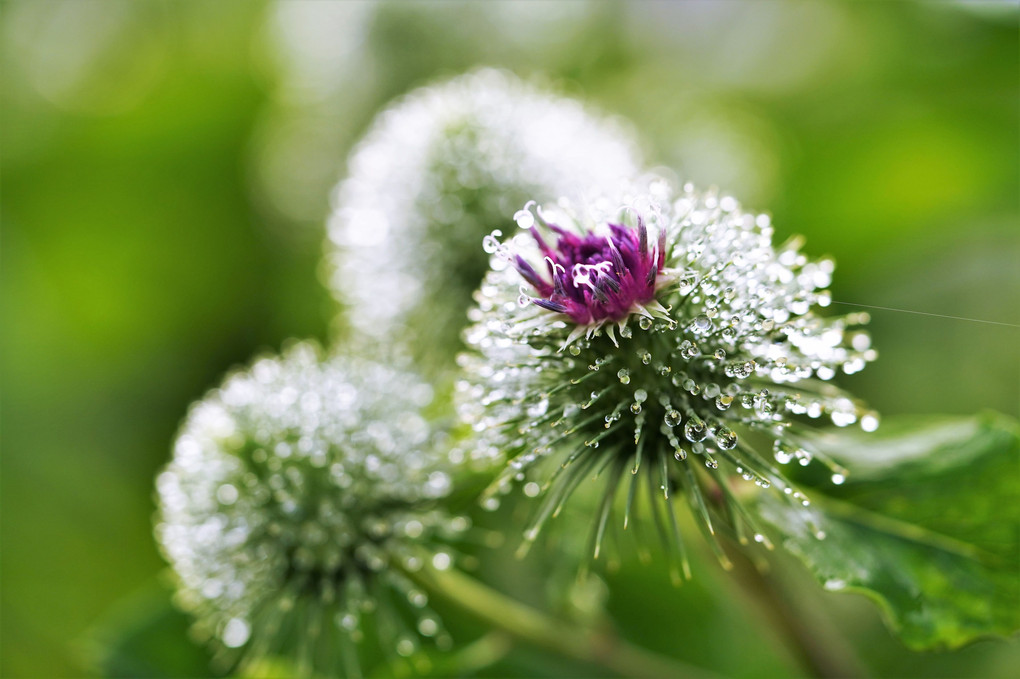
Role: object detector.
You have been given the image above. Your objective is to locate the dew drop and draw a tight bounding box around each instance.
[617,369,631,384]
[396,637,416,657]
[679,341,699,360]
[222,618,250,648]
[831,473,846,485]
[432,552,452,570]
[408,590,428,608]
[418,617,439,637]
[664,410,682,428]
[691,315,713,335]
[339,613,359,631]
[216,484,239,505]
[683,418,707,443]
[639,317,653,330]
[831,410,857,427]
[773,442,794,465]
[712,426,738,450]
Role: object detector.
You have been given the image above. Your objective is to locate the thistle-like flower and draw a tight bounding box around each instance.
[328,68,641,371]
[457,177,879,579]
[155,343,466,675]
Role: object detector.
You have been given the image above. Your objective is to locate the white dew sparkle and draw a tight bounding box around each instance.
[457,177,879,580]
[155,342,466,675]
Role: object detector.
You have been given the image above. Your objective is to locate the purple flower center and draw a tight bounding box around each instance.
[514,219,666,325]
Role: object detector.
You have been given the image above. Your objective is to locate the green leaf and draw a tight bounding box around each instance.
[756,413,1020,650]
[80,579,217,678]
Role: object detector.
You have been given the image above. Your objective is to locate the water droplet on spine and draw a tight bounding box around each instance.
[683,418,707,442]
[712,425,738,450]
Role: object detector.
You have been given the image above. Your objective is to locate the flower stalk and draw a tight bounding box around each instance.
[407,563,722,679]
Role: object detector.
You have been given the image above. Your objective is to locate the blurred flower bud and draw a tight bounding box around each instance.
[156,342,465,674]
[327,68,642,374]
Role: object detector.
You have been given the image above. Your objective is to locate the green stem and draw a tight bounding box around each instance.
[407,565,721,679]
[724,543,867,678]
[384,632,513,678]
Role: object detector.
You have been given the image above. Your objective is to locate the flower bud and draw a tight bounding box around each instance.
[156,343,464,673]
[458,177,878,579]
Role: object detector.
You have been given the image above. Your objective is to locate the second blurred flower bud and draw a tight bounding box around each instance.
[327,68,642,374]
[156,342,466,675]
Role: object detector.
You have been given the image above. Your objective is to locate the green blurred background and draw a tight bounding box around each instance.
[2,1,1017,677]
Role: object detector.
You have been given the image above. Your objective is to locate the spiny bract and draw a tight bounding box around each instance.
[327,68,641,372]
[457,177,879,580]
[156,343,466,675]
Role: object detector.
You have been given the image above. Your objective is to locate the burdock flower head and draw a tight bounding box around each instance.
[156,343,466,675]
[328,68,641,371]
[458,177,879,579]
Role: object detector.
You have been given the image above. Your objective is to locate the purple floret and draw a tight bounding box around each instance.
[513,218,664,325]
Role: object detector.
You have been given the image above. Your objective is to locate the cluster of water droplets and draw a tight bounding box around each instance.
[156,343,466,675]
[327,68,641,371]
[457,177,878,577]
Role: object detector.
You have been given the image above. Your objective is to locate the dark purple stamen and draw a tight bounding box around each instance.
[515,222,666,325]
[533,298,568,313]
[514,255,547,292]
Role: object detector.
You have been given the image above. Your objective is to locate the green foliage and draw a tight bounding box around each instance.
[757,414,1020,649]
[83,581,215,678]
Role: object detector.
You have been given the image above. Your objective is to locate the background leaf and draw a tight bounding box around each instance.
[757,414,1020,649]
[80,579,216,678]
